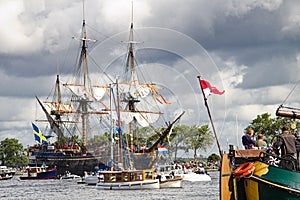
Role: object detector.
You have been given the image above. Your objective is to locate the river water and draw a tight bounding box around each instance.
[0,171,219,200]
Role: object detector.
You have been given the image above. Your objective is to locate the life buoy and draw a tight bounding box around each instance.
[233,162,255,179]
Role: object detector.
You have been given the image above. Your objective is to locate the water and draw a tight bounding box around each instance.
[0,171,219,200]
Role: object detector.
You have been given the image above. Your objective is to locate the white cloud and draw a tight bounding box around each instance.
[0,1,43,54]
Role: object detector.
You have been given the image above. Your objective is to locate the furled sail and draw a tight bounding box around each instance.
[113,111,160,127]
[44,102,74,114]
[93,86,107,101]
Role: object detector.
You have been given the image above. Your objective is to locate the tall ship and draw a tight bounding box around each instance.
[28,1,108,176]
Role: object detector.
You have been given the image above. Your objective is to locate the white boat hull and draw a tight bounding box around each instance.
[96,179,160,190]
[182,173,211,182]
[85,176,99,185]
[160,177,182,188]
[60,174,81,180]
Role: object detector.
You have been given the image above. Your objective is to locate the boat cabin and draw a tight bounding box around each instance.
[26,166,47,176]
[99,170,155,183]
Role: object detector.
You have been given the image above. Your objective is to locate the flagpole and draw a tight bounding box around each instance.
[197,75,223,156]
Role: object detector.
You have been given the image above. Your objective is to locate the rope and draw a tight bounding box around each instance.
[282,80,300,105]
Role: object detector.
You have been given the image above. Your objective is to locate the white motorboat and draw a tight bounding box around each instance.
[96,169,159,190]
[60,171,81,180]
[0,166,15,180]
[158,174,183,188]
[85,174,102,185]
[182,172,211,182]
[154,164,183,188]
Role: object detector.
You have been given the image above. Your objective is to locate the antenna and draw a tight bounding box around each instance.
[82,0,85,21]
[56,59,60,75]
[131,0,134,25]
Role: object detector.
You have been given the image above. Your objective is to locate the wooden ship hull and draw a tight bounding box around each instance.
[220,148,300,200]
[28,145,106,176]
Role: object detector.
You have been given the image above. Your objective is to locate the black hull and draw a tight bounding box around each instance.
[31,157,105,176]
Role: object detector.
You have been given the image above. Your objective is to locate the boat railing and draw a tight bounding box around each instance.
[259,150,298,171]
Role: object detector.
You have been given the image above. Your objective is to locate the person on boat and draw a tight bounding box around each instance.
[257,133,268,149]
[277,125,297,159]
[242,128,256,149]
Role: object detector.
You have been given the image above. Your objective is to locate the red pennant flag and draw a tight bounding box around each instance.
[200,80,225,98]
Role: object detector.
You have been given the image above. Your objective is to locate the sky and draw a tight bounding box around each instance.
[1,0,300,157]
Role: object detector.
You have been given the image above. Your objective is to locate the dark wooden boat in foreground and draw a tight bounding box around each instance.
[220,144,300,200]
[220,105,300,199]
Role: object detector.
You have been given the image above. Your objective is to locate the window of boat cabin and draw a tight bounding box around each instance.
[105,173,116,182]
[122,172,129,182]
[144,171,153,180]
[130,172,135,181]
[116,173,122,182]
[135,172,143,181]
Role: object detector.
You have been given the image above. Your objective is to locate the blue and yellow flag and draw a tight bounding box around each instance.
[32,123,48,145]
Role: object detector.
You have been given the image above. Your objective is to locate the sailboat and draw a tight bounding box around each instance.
[27,1,108,176]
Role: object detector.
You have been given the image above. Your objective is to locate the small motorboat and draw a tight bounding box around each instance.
[20,165,57,180]
[60,171,81,180]
[182,172,211,182]
[158,174,183,188]
[96,169,159,190]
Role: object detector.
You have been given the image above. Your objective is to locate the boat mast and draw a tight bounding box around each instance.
[55,74,63,145]
[109,84,114,170]
[127,1,138,151]
[76,0,93,148]
[81,0,88,148]
[116,78,123,169]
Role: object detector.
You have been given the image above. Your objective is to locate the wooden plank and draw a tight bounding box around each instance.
[220,154,232,200]
[235,150,266,158]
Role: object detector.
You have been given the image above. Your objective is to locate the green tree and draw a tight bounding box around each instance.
[184,124,214,159]
[169,125,190,161]
[207,153,221,162]
[87,133,111,150]
[0,138,28,166]
[134,126,157,148]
